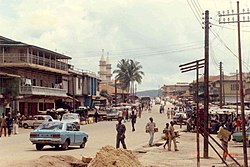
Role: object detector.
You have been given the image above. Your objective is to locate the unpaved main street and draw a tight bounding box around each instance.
[0,103,249,167]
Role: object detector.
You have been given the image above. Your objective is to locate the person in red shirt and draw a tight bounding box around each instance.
[122,109,127,123]
[236,118,241,132]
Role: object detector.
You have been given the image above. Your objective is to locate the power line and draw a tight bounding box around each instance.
[187,0,203,27]
[210,27,250,71]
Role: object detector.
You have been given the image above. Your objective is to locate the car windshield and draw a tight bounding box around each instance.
[108,110,117,114]
[62,114,78,120]
[38,122,63,130]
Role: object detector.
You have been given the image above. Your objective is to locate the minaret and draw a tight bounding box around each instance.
[98,49,106,82]
[106,52,112,83]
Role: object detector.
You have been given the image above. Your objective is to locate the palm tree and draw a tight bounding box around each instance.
[113,59,144,95]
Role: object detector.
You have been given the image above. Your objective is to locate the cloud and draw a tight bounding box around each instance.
[0,0,250,91]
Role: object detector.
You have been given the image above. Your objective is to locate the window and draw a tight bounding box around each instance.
[78,78,81,89]
[231,84,239,91]
[40,80,43,87]
[66,124,73,131]
[32,79,36,86]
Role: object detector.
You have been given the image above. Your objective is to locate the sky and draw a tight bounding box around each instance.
[1,0,250,91]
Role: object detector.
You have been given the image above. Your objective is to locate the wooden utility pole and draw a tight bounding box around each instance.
[72,75,75,112]
[203,10,209,159]
[179,59,205,167]
[218,2,248,166]
[219,62,223,108]
[115,78,117,106]
[236,70,239,118]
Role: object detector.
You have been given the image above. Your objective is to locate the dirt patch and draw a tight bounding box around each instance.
[88,145,144,167]
[14,155,87,167]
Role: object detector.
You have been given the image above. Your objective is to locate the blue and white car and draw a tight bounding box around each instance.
[29,121,88,150]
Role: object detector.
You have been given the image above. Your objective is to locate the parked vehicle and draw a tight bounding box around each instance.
[173,113,188,125]
[61,113,80,129]
[106,109,120,121]
[155,97,161,105]
[29,121,88,150]
[22,115,54,129]
[232,127,250,143]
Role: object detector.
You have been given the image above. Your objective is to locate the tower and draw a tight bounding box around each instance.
[106,52,112,83]
[98,49,106,82]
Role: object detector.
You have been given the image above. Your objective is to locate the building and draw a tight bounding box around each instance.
[67,67,100,109]
[98,49,112,84]
[161,82,190,98]
[0,36,72,116]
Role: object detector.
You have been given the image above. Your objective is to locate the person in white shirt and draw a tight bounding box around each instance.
[146,117,156,147]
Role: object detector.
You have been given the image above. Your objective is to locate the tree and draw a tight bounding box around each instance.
[113,59,144,95]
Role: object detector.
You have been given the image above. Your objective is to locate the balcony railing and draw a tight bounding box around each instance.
[0,53,68,72]
[20,86,67,97]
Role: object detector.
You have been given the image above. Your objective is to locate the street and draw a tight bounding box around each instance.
[0,102,249,167]
[0,103,172,166]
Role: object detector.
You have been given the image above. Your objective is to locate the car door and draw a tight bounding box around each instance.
[72,123,82,145]
[66,123,75,145]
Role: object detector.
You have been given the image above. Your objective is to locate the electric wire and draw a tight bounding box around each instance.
[187,0,203,27]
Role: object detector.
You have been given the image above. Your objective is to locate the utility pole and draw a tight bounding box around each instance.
[72,75,75,112]
[179,59,205,167]
[219,62,223,108]
[115,78,117,106]
[218,2,249,166]
[203,10,209,159]
[236,70,239,118]
[222,71,225,105]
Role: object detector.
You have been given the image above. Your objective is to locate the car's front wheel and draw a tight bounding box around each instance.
[23,123,29,129]
[62,139,69,150]
[80,138,87,148]
[36,144,44,150]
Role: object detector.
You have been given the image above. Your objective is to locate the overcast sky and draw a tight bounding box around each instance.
[1,0,250,91]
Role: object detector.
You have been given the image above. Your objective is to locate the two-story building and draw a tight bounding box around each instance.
[0,36,71,116]
[67,67,100,109]
[161,82,190,98]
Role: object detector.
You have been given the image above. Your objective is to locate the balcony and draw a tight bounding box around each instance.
[0,53,69,74]
[20,86,67,97]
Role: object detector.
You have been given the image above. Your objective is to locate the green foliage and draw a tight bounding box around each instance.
[113,59,144,92]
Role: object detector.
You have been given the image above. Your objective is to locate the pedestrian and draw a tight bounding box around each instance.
[94,110,99,123]
[13,116,19,135]
[163,123,170,149]
[130,110,137,131]
[122,109,127,123]
[167,108,170,119]
[179,114,183,129]
[247,116,250,128]
[168,121,178,151]
[217,126,231,161]
[116,117,127,149]
[6,113,13,136]
[0,113,7,137]
[146,117,156,147]
[236,117,241,132]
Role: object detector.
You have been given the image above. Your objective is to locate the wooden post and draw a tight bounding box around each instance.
[237,2,248,166]
[196,61,200,167]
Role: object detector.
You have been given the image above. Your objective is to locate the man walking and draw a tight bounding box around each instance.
[146,117,156,147]
[168,121,178,151]
[130,110,137,131]
[116,117,127,149]
[6,113,13,136]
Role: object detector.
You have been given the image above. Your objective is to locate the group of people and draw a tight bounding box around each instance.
[0,112,19,137]
[116,114,179,152]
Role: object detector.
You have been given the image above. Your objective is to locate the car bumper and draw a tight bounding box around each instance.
[30,138,62,144]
